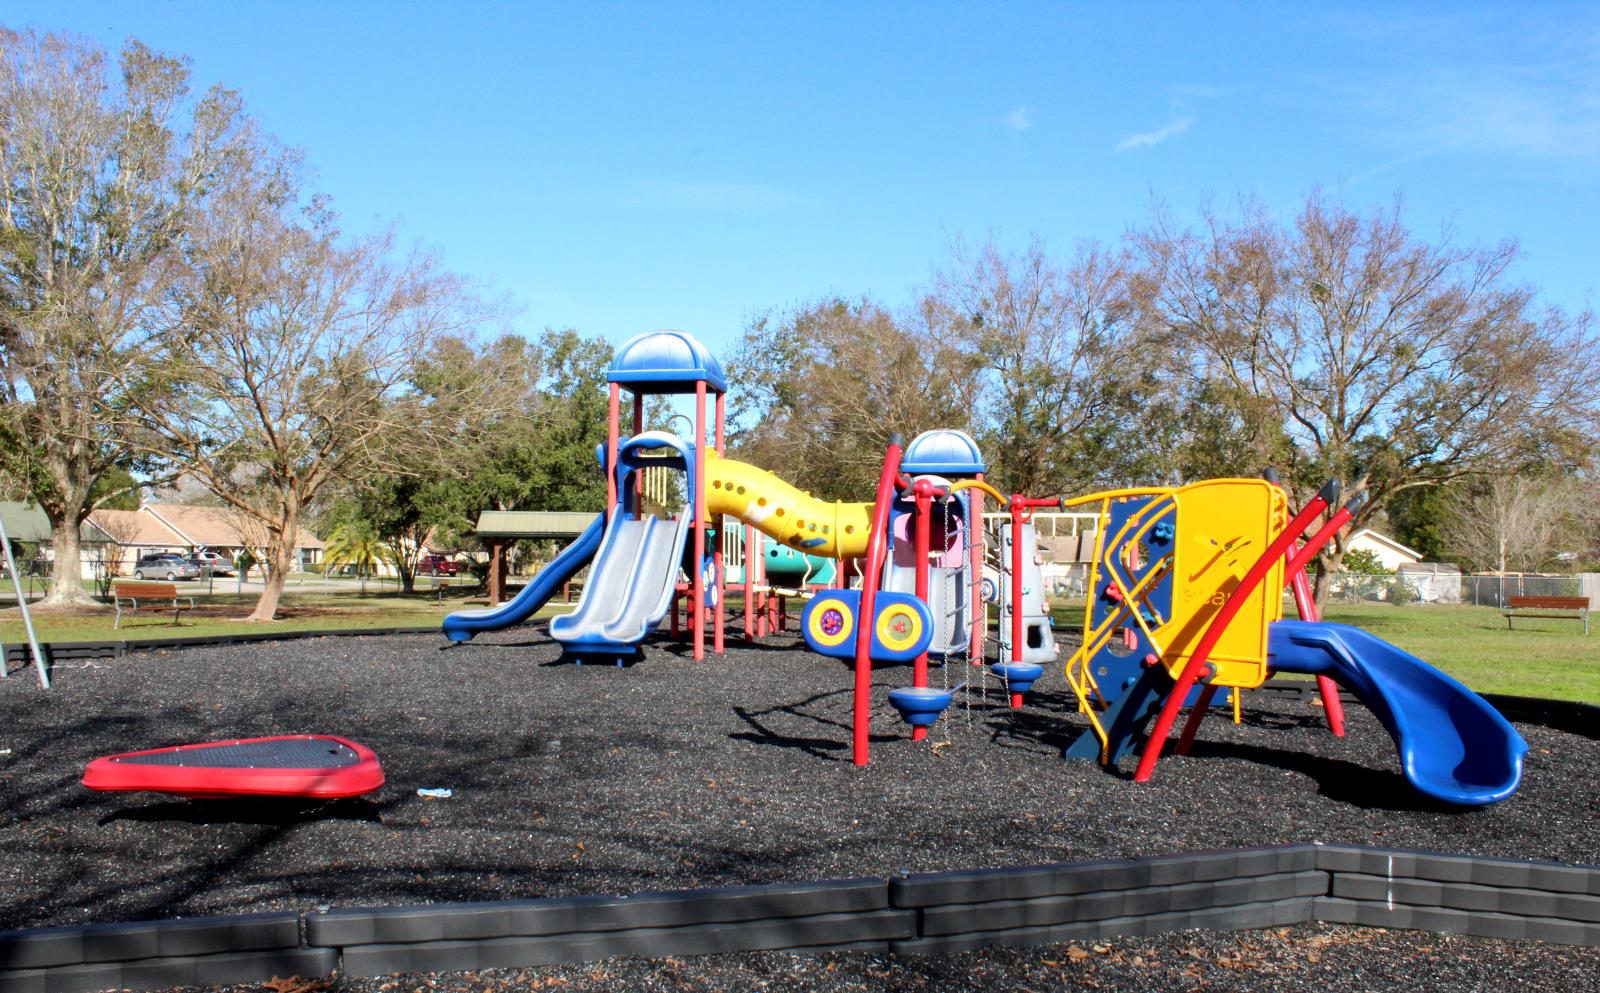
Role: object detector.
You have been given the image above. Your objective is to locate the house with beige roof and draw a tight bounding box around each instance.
[87,503,324,577]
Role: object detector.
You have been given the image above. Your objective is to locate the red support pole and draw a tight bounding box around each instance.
[1133,486,1338,783]
[632,394,644,502]
[692,382,706,661]
[970,473,986,665]
[912,478,933,742]
[743,522,756,641]
[854,435,905,767]
[714,392,726,656]
[1010,495,1025,664]
[606,383,620,513]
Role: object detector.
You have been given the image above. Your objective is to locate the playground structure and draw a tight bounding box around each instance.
[441,329,1526,806]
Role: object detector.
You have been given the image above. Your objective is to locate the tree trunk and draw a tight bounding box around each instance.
[400,565,415,594]
[247,499,301,622]
[39,514,98,609]
[1311,543,1348,609]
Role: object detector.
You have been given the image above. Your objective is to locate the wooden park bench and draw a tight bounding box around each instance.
[112,581,195,630]
[1503,595,1590,635]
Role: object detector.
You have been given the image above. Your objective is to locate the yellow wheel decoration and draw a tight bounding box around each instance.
[808,599,854,648]
[875,603,923,654]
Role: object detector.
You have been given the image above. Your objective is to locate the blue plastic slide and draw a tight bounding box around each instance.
[441,512,606,643]
[1268,620,1527,806]
[550,505,692,663]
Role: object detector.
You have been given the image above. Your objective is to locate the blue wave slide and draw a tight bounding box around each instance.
[441,512,607,643]
[1268,620,1527,806]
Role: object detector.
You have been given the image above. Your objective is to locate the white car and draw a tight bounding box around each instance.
[188,550,234,576]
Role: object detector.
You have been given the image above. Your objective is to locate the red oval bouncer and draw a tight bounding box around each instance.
[82,735,384,800]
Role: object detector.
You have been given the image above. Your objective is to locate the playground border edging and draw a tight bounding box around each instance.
[1,627,443,667]
[4,844,1599,993]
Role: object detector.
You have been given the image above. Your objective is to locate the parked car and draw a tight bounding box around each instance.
[133,553,201,581]
[187,550,233,576]
[416,554,459,577]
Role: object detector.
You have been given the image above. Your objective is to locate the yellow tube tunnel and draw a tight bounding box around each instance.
[704,451,873,559]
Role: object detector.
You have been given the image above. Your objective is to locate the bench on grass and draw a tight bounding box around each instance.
[112,581,195,630]
[1503,595,1590,635]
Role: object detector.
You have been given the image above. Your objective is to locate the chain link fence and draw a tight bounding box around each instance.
[1040,554,1594,611]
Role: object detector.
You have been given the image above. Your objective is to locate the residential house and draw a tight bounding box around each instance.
[88,503,324,576]
[1343,529,1422,571]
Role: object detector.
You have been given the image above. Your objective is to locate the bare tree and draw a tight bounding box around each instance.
[1135,192,1600,601]
[0,30,254,607]
[130,153,486,621]
[929,236,1160,495]
[725,297,981,501]
[1445,476,1579,574]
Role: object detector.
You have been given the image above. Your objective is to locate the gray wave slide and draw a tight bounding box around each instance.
[549,506,692,651]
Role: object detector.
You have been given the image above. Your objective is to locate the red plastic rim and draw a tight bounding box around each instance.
[81,734,384,799]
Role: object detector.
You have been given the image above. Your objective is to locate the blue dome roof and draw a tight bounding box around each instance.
[902,429,986,476]
[608,330,727,394]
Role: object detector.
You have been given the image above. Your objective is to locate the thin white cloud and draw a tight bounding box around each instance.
[1311,7,1600,166]
[1115,116,1193,152]
[1006,106,1034,132]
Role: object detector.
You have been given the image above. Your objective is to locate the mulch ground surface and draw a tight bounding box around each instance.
[3,628,1597,990]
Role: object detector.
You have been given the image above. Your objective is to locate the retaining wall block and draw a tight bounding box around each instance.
[1313,845,1599,894]
[1312,898,1600,946]
[890,846,1312,909]
[0,948,336,993]
[920,871,1327,937]
[891,896,1317,955]
[307,878,887,947]
[1332,874,1600,923]
[338,910,914,977]
[0,914,300,971]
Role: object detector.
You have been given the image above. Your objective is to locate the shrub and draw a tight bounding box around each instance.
[1389,578,1419,605]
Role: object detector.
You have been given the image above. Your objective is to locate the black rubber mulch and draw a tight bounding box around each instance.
[2,627,1597,992]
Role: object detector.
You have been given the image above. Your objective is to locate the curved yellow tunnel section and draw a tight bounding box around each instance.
[705,451,873,559]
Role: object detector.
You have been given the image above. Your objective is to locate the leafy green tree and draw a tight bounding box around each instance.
[1384,484,1453,563]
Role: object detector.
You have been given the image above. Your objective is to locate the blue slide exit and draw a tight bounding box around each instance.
[441,512,606,643]
[1268,620,1527,806]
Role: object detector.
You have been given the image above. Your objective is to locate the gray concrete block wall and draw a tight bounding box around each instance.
[5,845,1599,993]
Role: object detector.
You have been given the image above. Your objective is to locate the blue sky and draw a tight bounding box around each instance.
[18,1,1600,357]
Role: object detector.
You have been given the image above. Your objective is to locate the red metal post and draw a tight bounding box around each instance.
[970,473,986,665]
[912,478,933,741]
[693,382,706,661]
[714,392,726,655]
[1134,486,1337,783]
[606,383,620,513]
[632,394,644,502]
[854,436,905,767]
[1010,495,1025,664]
[743,522,756,640]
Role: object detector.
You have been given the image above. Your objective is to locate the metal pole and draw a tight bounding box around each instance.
[0,514,49,688]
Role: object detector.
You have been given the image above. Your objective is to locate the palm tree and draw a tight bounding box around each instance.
[321,524,397,595]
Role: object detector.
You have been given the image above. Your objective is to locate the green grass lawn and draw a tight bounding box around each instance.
[1047,599,1596,703]
[1316,603,1597,703]
[0,588,577,645]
